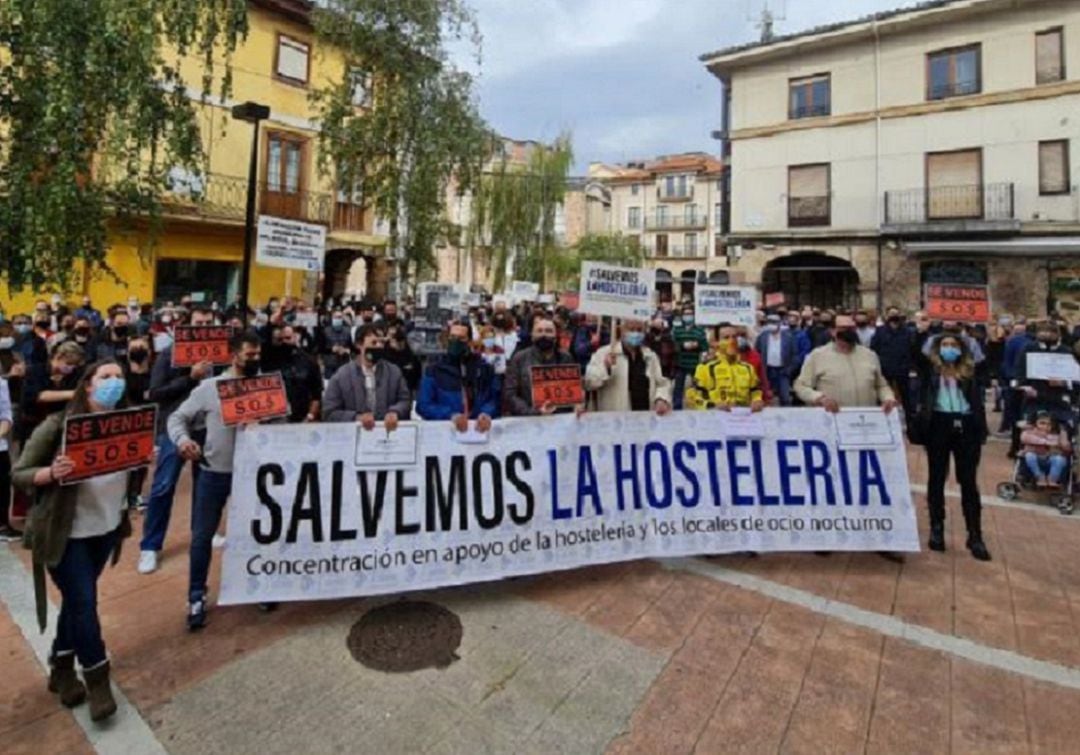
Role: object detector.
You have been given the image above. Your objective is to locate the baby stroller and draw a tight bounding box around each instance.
[997,403,1077,515]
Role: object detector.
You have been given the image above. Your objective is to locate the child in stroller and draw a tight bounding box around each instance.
[1020,411,1072,489]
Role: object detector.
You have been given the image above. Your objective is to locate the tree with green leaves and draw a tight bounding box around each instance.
[0,0,249,292]
[547,233,645,290]
[312,0,490,294]
[466,135,573,293]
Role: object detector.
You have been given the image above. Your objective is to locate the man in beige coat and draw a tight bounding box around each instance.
[585,320,673,414]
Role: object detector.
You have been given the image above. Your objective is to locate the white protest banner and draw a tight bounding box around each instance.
[578,262,655,320]
[220,409,917,605]
[256,215,327,272]
[1026,352,1080,383]
[695,285,758,327]
[511,280,541,302]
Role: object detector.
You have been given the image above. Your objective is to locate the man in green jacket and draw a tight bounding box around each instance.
[671,304,708,410]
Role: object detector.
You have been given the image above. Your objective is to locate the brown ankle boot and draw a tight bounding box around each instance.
[82,660,117,722]
[47,652,86,708]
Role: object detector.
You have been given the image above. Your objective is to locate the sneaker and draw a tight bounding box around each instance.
[137,550,159,575]
[0,525,22,543]
[212,535,227,549]
[134,495,146,512]
[187,599,208,631]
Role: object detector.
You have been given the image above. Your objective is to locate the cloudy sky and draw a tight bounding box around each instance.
[458,0,913,172]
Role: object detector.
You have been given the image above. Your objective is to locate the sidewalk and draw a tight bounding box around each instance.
[3,442,1080,754]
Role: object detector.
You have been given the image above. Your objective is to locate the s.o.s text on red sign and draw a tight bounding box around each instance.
[531,364,585,409]
[216,373,289,427]
[62,406,158,484]
[924,284,991,322]
[172,326,235,368]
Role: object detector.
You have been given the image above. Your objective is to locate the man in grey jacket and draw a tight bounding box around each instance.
[169,330,263,631]
[322,323,411,430]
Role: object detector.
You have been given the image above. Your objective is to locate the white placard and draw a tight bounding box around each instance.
[418,282,463,310]
[511,280,541,302]
[717,407,765,438]
[695,285,758,327]
[1026,352,1080,383]
[220,409,918,605]
[834,408,896,450]
[293,312,319,330]
[354,423,419,468]
[577,262,656,320]
[256,215,327,272]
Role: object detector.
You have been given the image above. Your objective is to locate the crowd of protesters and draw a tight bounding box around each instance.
[3,287,1079,722]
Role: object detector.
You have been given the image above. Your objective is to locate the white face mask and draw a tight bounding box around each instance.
[153,333,174,353]
[0,337,13,350]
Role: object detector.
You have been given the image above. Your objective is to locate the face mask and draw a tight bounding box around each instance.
[939,346,962,364]
[682,315,694,325]
[113,325,129,337]
[34,319,50,329]
[332,318,343,329]
[362,315,374,323]
[57,363,76,376]
[92,377,126,409]
[836,330,858,346]
[153,333,173,352]
[241,360,261,378]
[15,324,30,336]
[723,339,739,356]
[482,337,496,349]
[161,314,173,325]
[888,316,902,325]
[128,299,138,308]
[129,349,149,364]
[0,337,13,350]
[493,318,508,330]
[737,336,749,350]
[364,347,385,364]
[623,332,645,348]
[534,336,555,352]
[447,339,468,359]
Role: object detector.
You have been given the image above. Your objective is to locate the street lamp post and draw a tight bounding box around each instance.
[231,101,271,315]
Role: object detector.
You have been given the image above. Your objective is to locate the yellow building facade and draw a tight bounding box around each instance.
[1,0,389,317]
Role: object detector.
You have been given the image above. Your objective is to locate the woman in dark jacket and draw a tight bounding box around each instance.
[910,333,990,561]
[124,336,154,509]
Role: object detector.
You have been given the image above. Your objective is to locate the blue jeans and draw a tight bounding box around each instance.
[48,532,117,668]
[674,369,691,410]
[189,470,232,603]
[141,432,199,552]
[766,367,792,406]
[1025,453,1068,483]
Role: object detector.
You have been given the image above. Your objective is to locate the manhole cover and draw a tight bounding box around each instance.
[347,601,463,673]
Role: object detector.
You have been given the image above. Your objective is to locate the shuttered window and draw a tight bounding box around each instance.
[788,164,830,226]
[275,35,310,85]
[1036,29,1065,85]
[1040,140,1070,195]
[927,149,982,219]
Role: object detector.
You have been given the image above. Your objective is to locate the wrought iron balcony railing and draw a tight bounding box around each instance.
[884,183,1015,225]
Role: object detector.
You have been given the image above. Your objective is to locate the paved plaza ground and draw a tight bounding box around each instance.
[3,438,1080,754]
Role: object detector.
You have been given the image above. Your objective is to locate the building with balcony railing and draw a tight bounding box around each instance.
[590,152,729,302]
[703,0,1080,316]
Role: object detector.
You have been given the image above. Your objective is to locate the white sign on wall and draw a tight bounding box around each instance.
[255,216,327,272]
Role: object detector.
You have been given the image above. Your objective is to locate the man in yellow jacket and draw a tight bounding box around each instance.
[688,324,765,411]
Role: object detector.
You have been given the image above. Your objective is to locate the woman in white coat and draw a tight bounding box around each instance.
[584,320,673,414]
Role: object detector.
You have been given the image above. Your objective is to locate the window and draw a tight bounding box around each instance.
[627,206,641,228]
[927,45,981,100]
[714,202,723,227]
[926,148,982,219]
[787,164,830,227]
[1040,140,1071,195]
[685,204,699,224]
[685,233,698,257]
[275,34,310,85]
[656,205,669,226]
[350,69,371,106]
[789,74,831,119]
[661,174,690,199]
[263,132,307,219]
[1036,29,1065,85]
[655,234,669,257]
[631,183,640,196]
[714,234,724,258]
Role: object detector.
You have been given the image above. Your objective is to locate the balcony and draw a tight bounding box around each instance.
[650,245,706,259]
[883,183,1019,234]
[644,211,707,231]
[657,187,693,202]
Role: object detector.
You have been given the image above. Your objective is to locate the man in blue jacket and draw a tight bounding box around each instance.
[871,306,914,416]
[417,322,500,432]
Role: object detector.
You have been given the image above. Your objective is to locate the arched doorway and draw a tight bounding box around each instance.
[679,270,700,303]
[323,248,381,303]
[655,268,673,303]
[707,270,730,285]
[762,252,860,310]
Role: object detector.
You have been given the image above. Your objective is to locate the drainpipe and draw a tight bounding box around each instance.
[873,15,884,310]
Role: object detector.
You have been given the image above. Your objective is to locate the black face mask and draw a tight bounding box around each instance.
[364,348,385,364]
[129,349,149,364]
[113,325,129,338]
[887,316,902,325]
[534,336,555,352]
[836,330,859,346]
[362,315,374,323]
[34,319,50,329]
[241,360,261,378]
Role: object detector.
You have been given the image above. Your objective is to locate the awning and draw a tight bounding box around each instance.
[904,237,1080,257]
